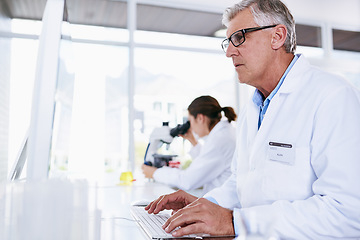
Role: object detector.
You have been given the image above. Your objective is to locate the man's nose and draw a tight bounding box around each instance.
[225,42,238,58]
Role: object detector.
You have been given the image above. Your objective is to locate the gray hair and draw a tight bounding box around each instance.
[223,0,296,54]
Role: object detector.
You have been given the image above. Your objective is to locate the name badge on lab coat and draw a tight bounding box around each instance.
[268,141,295,165]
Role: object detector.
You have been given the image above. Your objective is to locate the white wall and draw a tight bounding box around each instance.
[0,2,11,182]
[285,0,360,30]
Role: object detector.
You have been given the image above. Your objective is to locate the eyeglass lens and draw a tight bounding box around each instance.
[231,31,245,46]
[222,31,244,52]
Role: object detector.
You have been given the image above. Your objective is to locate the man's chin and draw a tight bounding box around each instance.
[237,78,247,84]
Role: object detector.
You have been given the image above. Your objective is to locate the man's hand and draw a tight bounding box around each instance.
[163,197,235,237]
[145,190,198,215]
[141,164,157,179]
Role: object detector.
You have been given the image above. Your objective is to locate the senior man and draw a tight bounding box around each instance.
[146,0,360,239]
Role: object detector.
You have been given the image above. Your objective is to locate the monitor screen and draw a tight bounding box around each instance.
[8,133,27,181]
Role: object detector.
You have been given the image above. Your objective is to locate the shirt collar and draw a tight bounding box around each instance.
[252,54,300,107]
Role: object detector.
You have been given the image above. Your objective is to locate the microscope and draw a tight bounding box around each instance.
[144,121,190,168]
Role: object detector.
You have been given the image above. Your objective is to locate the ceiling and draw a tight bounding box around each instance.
[1,0,360,52]
[1,0,225,37]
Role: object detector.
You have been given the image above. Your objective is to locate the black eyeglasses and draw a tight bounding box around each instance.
[221,25,277,52]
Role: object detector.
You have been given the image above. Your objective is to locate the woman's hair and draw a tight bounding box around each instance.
[188,95,237,130]
[222,0,296,54]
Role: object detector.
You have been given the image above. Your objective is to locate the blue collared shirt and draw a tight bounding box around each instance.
[252,54,299,129]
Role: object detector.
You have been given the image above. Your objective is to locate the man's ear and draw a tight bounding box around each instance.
[271,24,287,50]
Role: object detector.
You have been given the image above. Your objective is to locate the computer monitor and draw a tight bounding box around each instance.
[8,132,27,181]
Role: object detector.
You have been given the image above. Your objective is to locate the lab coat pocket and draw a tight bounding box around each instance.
[262,147,315,201]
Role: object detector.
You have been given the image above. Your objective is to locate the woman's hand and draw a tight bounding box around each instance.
[141,164,157,179]
[179,130,197,146]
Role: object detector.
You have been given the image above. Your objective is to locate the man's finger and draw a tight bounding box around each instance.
[146,195,164,213]
[150,195,166,214]
[171,222,208,237]
[163,204,203,233]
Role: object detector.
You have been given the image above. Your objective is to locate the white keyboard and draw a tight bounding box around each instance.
[131,206,213,239]
[130,206,174,239]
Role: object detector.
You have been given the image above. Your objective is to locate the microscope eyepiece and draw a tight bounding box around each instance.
[170,121,190,137]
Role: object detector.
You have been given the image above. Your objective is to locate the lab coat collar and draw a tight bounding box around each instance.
[277,54,310,95]
[197,120,229,142]
[208,120,229,137]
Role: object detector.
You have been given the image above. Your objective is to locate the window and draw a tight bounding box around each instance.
[296,24,322,48]
[333,29,360,52]
[6,19,40,180]
[49,34,129,178]
[134,46,235,168]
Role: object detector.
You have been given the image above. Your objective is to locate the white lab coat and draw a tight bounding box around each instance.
[205,55,360,239]
[153,120,236,194]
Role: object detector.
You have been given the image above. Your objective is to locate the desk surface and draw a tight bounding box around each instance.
[98,174,175,240]
[97,173,242,240]
[0,172,253,240]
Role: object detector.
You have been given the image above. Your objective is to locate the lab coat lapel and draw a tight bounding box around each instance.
[245,96,263,169]
[246,96,259,149]
[246,55,308,167]
[248,94,285,167]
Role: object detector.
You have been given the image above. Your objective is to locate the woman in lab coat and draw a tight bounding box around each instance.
[142,95,237,195]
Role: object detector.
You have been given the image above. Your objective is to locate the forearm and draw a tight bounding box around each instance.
[154,165,210,191]
[236,195,360,239]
